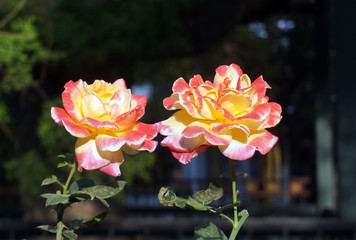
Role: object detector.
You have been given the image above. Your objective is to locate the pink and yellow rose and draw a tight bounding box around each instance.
[51,79,157,176]
[157,64,282,164]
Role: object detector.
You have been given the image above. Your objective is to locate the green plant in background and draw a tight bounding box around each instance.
[0,0,48,200]
[0,16,45,93]
[0,0,158,202]
[121,151,156,185]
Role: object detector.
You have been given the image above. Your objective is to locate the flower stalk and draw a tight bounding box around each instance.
[56,162,76,240]
[228,159,249,240]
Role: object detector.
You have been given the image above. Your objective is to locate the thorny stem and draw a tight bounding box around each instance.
[56,162,77,240]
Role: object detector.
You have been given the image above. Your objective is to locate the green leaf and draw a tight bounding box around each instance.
[80,185,117,199]
[158,187,175,207]
[194,222,228,240]
[63,229,78,240]
[175,196,187,208]
[40,193,70,207]
[37,225,57,233]
[68,218,85,230]
[57,162,69,168]
[57,153,75,169]
[193,181,223,205]
[96,197,110,207]
[69,212,107,231]
[69,178,95,193]
[186,196,208,211]
[79,181,126,199]
[68,180,125,206]
[163,189,176,202]
[85,212,107,226]
[69,192,93,201]
[41,175,58,186]
[58,153,76,160]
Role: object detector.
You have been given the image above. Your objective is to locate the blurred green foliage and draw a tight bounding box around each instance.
[37,98,75,155]
[121,152,156,185]
[0,17,45,94]
[5,150,48,196]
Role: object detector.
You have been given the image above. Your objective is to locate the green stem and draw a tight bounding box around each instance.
[215,201,240,213]
[56,162,77,240]
[227,159,249,240]
[208,209,235,226]
[228,159,238,227]
[56,205,65,240]
[63,162,77,194]
[228,210,249,240]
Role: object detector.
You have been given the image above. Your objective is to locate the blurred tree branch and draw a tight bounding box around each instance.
[0,0,27,28]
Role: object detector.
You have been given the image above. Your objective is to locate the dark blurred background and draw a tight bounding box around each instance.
[1,0,356,239]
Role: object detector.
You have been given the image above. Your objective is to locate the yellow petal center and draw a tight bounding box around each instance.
[81,93,108,120]
[219,94,251,117]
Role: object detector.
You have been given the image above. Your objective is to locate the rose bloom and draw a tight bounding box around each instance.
[51,79,157,176]
[157,64,282,164]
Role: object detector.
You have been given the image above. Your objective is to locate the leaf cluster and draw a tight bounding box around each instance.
[40,178,126,208]
[37,212,106,240]
[37,155,126,239]
[158,181,225,212]
[158,182,235,240]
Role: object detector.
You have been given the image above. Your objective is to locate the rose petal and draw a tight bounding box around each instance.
[75,138,111,170]
[219,131,278,160]
[134,122,157,139]
[163,95,181,110]
[246,76,270,105]
[260,102,282,129]
[100,162,122,177]
[189,74,204,88]
[137,140,158,152]
[109,90,131,118]
[172,145,209,164]
[113,78,127,90]
[114,107,144,130]
[157,110,195,136]
[161,133,209,153]
[235,103,271,122]
[237,74,251,90]
[180,90,201,118]
[182,124,231,146]
[62,80,83,121]
[172,77,190,92]
[211,123,250,136]
[81,93,108,119]
[51,107,92,138]
[81,117,119,130]
[213,64,243,90]
[96,130,147,152]
[131,95,147,108]
[219,94,251,117]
